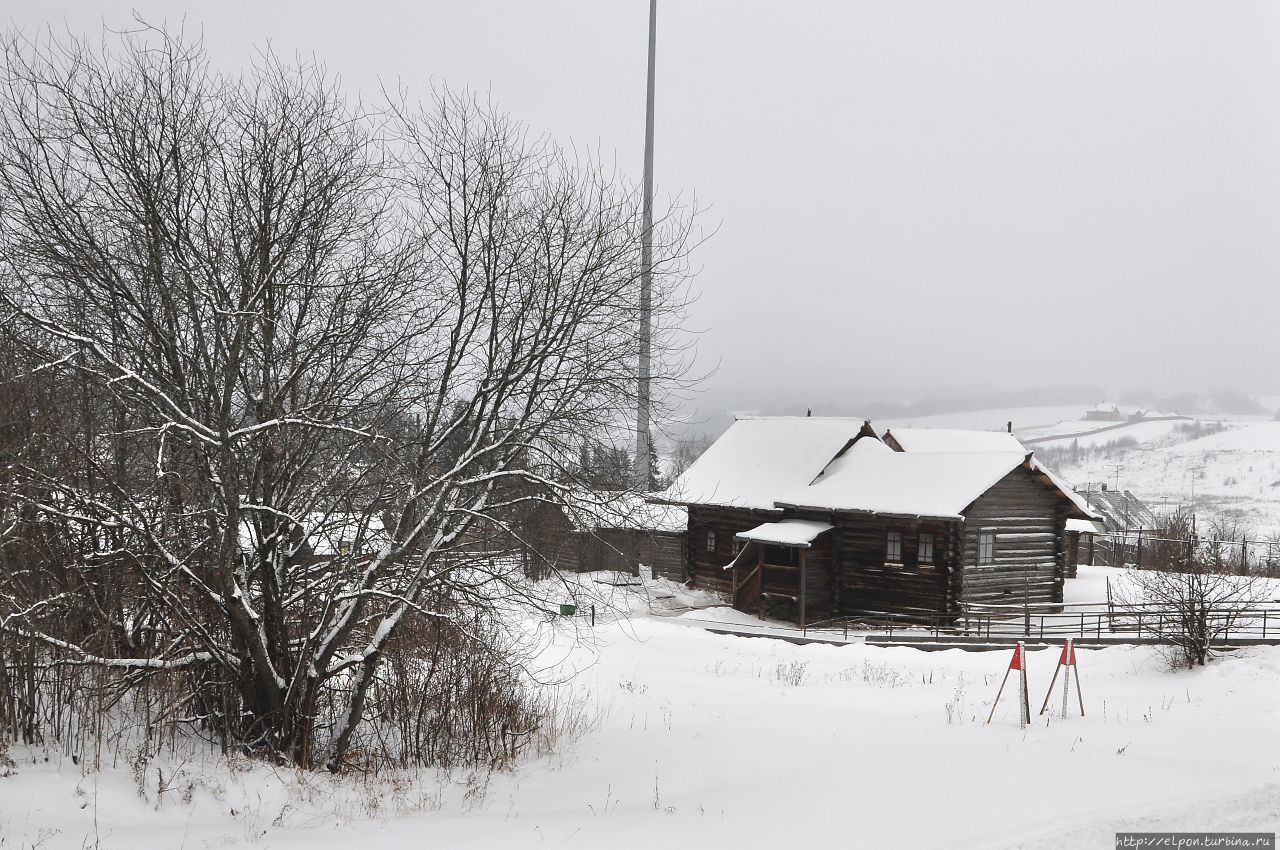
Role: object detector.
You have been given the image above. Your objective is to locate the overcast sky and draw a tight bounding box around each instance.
[10,1,1280,407]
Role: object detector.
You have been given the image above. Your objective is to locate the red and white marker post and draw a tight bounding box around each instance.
[1039,638,1085,717]
[986,641,1031,727]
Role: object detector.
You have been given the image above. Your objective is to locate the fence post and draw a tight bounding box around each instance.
[1264,610,1268,640]
[1136,530,1143,569]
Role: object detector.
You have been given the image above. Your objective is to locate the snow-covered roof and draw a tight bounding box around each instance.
[884,428,1026,454]
[884,427,1102,521]
[793,448,1030,519]
[1076,488,1156,532]
[736,519,833,547]
[1065,518,1108,534]
[568,491,687,533]
[1029,457,1103,521]
[659,416,1101,522]
[659,417,865,511]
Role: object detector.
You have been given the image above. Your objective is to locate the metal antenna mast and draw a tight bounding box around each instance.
[635,0,657,489]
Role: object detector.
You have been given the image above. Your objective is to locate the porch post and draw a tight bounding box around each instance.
[757,544,765,621]
[731,537,738,598]
[799,548,807,630]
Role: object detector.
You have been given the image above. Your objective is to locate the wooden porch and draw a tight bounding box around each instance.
[731,537,825,628]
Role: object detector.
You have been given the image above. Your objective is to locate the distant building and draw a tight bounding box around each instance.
[1065,485,1158,573]
[1084,403,1124,422]
[1077,485,1158,532]
[517,492,687,581]
[567,492,687,580]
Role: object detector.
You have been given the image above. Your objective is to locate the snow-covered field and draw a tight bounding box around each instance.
[1039,418,1280,536]
[880,405,1091,434]
[885,402,1280,536]
[4,582,1279,849]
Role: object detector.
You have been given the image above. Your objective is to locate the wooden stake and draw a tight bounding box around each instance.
[986,665,1012,725]
[1039,638,1086,718]
[1039,660,1063,715]
[988,641,1028,726]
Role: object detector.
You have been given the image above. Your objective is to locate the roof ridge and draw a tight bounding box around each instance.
[733,415,868,422]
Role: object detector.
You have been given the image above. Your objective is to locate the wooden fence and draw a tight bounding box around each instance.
[1092,528,1280,576]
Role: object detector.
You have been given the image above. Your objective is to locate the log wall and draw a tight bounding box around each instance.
[648,531,688,582]
[959,467,1067,605]
[832,516,959,617]
[686,505,781,596]
[574,528,687,580]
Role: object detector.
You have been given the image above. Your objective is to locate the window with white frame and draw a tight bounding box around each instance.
[978,530,996,565]
[918,533,935,565]
[706,529,716,552]
[886,529,903,563]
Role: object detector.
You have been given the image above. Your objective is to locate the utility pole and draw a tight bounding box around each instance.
[1189,466,1204,515]
[634,0,657,490]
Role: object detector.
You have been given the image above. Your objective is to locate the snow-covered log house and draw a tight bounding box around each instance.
[654,417,1101,627]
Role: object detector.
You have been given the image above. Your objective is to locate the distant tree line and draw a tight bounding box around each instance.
[1118,389,1264,416]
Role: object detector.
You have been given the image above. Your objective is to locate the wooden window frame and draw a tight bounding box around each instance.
[886,529,903,565]
[918,532,935,565]
[978,529,996,565]
[706,529,717,553]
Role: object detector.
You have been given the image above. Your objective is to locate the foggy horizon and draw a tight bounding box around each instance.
[11,1,1280,405]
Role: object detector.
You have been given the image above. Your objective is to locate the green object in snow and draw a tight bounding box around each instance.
[559,603,577,617]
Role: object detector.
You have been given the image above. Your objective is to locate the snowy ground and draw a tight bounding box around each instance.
[3,584,1279,849]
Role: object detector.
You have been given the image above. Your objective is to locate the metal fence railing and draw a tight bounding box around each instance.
[957,599,1280,643]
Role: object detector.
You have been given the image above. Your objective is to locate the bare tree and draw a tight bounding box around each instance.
[1204,514,1250,576]
[1114,513,1267,667]
[0,25,698,770]
[668,431,713,482]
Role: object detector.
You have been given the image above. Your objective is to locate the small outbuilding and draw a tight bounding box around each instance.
[567,493,688,580]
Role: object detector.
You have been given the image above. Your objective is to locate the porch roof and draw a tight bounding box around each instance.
[736,519,834,548]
